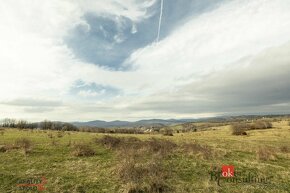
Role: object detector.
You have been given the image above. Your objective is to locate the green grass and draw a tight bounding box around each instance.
[0,120,290,192]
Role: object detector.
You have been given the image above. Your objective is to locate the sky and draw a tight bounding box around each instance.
[0,0,290,122]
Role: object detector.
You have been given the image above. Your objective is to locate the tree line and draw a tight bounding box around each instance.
[0,118,78,131]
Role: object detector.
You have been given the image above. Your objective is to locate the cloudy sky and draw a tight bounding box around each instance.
[0,0,290,122]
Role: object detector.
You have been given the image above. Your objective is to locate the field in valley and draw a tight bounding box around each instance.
[0,119,290,193]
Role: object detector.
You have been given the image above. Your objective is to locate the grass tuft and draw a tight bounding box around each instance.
[256,147,277,161]
[15,138,33,155]
[71,143,95,157]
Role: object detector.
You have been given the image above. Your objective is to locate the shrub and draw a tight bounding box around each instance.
[96,135,122,149]
[0,144,21,153]
[97,136,177,158]
[256,147,276,161]
[280,146,290,153]
[15,138,33,155]
[0,145,6,152]
[181,123,197,133]
[251,121,272,130]
[146,138,177,156]
[162,129,174,136]
[57,131,64,138]
[47,133,53,138]
[231,123,248,135]
[71,143,95,157]
[96,136,145,152]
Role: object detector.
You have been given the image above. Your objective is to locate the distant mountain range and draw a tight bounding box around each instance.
[72,119,197,128]
[72,114,290,128]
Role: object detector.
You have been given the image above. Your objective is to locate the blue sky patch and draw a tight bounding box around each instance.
[65,0,224,71]
[70,80,121,100]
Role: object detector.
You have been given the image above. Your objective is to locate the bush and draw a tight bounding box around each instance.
[251,121,272,130]
[15,138,33,155]
[0,144,21,153]
[162,128,174,136]
[96,135,122,149]
[71,143,95,157]
[98,136,177,158]
[0,145,7,152]
[280,146,290,153]
[57,131,64,138]
[97,136,177,158]
[256,147,276,161]
[47,133,53,138]
[96,136,145,151]
[231,123,248,135]
[146,138,177,156]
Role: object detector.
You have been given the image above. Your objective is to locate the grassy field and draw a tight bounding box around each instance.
[0,120,290,193]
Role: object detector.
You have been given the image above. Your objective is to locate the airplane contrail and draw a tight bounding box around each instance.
[156,0,164,42]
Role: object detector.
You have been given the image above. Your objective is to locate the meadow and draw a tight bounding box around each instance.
[0,119,290,193]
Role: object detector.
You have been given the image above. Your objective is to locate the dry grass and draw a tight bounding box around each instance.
[67,139,72,147]
[96,135,177,157]
[15,138,33,155]
[0,143,21,153]
[50,137,58,146]
[256,147,277,161]
[181,143,213,159]
[97,136,177,192]
[116,155,171,193]
[71,143,95,157]
[1,120,290,192]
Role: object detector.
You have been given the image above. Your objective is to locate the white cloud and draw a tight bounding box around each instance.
[0,0,290,121]
[128,0,290,89]
[0,0,152,97]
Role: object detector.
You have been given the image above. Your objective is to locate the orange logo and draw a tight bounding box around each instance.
[17,176,47,191]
